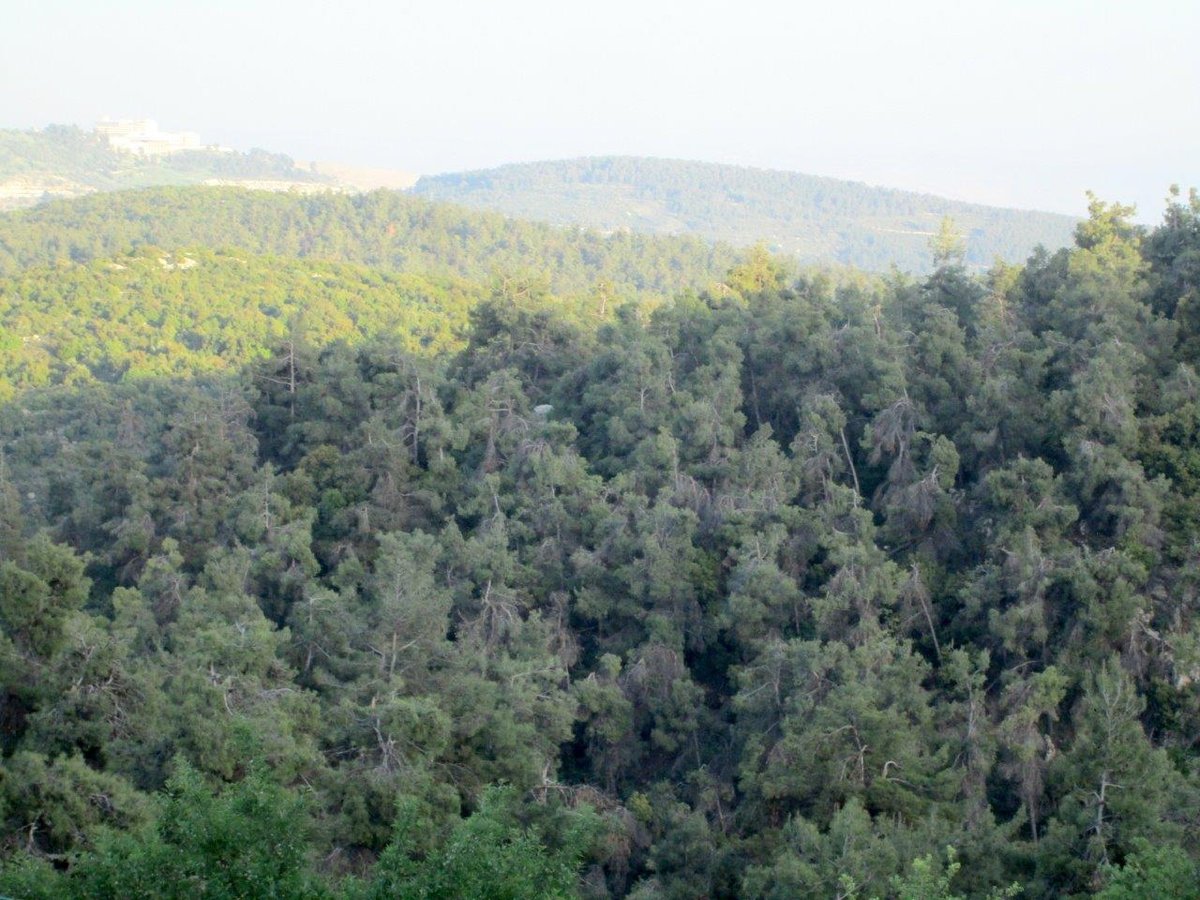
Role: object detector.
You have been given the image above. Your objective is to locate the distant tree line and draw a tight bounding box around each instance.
[0,186,743,300]
[413,156,1080,272]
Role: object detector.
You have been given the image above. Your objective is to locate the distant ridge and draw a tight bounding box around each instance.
[413,156,1080,272]
[0,126,1080,273]
[0,125,334,210]
[0,125,410,209]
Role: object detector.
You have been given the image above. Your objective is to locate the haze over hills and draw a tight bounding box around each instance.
[0,125,339,210]
[413,156,1081,272]
[2,125,1081,273]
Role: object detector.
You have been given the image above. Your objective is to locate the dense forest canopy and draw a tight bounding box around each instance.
[412,157,1080,273]
[0,184,1199,897]
[0,248,489,400]
[0,186,743,301]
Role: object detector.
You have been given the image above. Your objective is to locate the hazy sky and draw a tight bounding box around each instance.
[3,0,1197,221]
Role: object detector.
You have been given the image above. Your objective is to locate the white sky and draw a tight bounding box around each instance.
[3,0,1197,221]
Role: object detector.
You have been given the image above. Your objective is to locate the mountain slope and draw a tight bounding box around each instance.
[0,125,331,210]
[0,186,742,301]
[0,248,490,398]
[413,156,1080,272]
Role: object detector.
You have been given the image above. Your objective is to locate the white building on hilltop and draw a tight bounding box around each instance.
[95,119,202,156]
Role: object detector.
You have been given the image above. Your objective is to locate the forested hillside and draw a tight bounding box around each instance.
[0,186,742,301]
[413,157,1080,273]
[2,128,1079,273]
[0,126,328,210]
[1,187,1199,897]
[0,249,492,399]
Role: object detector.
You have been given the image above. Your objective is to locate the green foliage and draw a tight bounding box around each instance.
[353,787,599,900]
[0,186,1197,899]
[71,760,322,899]
[0,249,483,396]
[885,847,1020,900]
[1096,839,1200,899]
[0,751,150,855]
[0,760,323,899]
[0,185,741,301]
[413,156,1077,272]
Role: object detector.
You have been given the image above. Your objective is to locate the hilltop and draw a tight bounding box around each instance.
[3,128,1081,273]
[413,156,1080,272]
[0,124,333,210]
